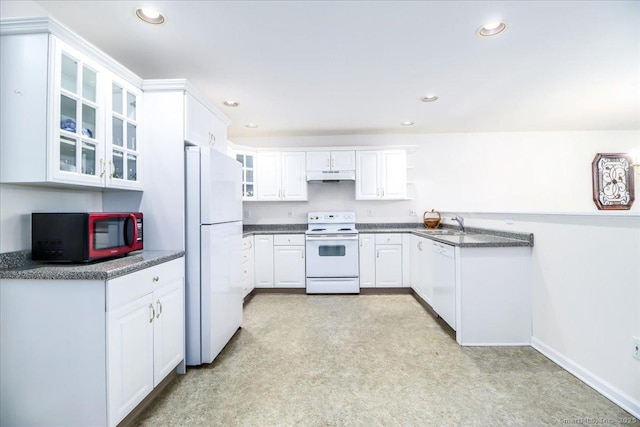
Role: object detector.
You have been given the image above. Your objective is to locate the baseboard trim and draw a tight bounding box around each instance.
[531,337,639,418]
[117,368,179,427]
[253,288,306,294]
[359,287,412,295]
[252,288,413,295]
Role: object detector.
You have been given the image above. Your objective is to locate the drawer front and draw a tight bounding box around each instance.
[107,258,185,311]
[273,234,305,246]
[375,233,402,245]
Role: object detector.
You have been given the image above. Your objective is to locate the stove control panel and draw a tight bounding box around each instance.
[308,211,356,224]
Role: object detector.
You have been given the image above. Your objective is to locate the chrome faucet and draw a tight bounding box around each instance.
[451,215,465,232]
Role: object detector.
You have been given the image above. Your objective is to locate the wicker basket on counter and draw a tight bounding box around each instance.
[423,209,441,229]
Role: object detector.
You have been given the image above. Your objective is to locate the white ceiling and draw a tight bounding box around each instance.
[13,1,640,138]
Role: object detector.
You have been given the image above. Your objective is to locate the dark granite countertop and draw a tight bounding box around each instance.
[243,224,307,237]
[0,250,184,281]
[243,223,533,248]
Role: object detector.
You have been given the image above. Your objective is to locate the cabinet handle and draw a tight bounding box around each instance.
[153,276,159,282]
[331,157,335,168]
[99,158,105,178]
[301,251,304,259]
[326,158,330,168]
[248,242,252,249]
[108,160,114,178]
[376,249,380,258]
[360,240,363,247]
[417,241,422,250]
[149,303,155,323]
[156,299,162,318]
[282,189,286,198]
[381,188,385,197]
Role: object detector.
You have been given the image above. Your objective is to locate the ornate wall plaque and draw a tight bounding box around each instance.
[592,153,635,210]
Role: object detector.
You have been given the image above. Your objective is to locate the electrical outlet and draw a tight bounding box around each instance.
[410,209,417,217]
[287,210,294,218]
[633,336,640,360]
[367,209,373,217]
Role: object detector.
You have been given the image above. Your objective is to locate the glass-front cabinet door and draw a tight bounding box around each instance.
[107,78,142,190]
[52,40,104,186]
[235,151,256,201]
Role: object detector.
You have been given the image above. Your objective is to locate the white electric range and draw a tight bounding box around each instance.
[305,211,360,294]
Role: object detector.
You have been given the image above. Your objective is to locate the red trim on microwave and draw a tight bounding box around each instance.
[87,212,143,260]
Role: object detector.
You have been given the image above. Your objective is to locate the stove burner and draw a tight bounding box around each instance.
[311,228,326,232]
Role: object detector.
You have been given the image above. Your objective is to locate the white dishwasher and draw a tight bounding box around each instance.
[432,242,456,330]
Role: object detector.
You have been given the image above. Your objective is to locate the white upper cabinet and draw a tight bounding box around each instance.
[257,152,307,201]
[232,150,257,201]
[281,152,307,200]
[256,152,281,200]
[355,150,407,200]
[0,23,144,190]
[107,77,142,190]
[306,150,355,172]
[184,93,228,153]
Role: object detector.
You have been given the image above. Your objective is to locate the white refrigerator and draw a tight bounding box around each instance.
[185,146,243,365]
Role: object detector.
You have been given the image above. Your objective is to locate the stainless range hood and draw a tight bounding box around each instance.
[307,170,356,182]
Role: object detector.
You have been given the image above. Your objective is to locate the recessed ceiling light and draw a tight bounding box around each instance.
[420,95,439,102]
[245,123,258,129]
[136,7,165,25]
[223,101,239,107]
[477,21,507,37]
[401,121,414,126]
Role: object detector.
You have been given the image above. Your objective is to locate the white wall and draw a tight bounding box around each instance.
[235,129,640,416]
[0,184,102,252]
[235,130,640,222]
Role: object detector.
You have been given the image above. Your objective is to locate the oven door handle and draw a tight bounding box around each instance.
[305,235,359,241]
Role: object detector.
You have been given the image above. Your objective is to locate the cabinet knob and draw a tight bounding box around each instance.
[153,276,159,282]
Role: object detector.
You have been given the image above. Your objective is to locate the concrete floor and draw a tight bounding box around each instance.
[132,293,637,426]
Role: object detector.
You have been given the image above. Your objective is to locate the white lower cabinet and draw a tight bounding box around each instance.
[107,258,185,427]
[107,274,184,425]
[374,234,403,287]
[358,234,376,288]
[407,233,532,346]
[358,233,403,288]
[107,293,155,425]
[0,257,185,427]
[253,234,306,289]
[273,234,305,288]
[410,235,426,301]
[254,234,275,288]
[242,235,255,297]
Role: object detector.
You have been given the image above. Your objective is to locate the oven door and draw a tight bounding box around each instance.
[305,234,359,278]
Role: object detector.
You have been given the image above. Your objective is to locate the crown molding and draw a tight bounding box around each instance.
[1,17,143,88]
[143,79,231,126]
